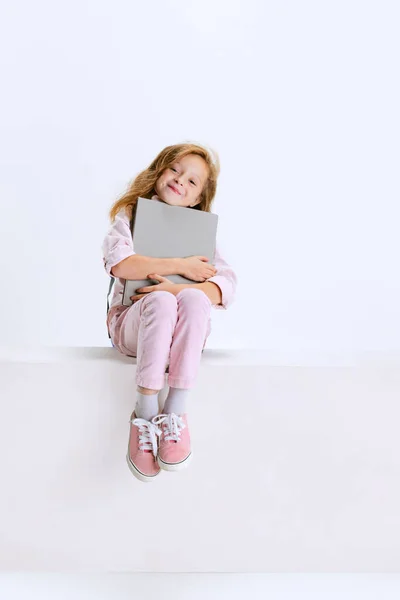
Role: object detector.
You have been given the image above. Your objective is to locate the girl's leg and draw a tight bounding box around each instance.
[110,291,180,391]
[109,293,183,482]
[167,288,212,389]
[155,288,211,472]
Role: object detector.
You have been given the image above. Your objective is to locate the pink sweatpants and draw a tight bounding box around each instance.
[107,288,212,390]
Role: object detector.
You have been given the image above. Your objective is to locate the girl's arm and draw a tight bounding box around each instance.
[112,254,182,280]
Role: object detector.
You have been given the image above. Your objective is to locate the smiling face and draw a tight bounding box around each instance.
[154,153,210,208]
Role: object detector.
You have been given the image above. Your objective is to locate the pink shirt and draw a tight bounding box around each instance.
[102,205,237,311]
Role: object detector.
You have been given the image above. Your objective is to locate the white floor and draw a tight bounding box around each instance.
[1,574,400,599]
[1,348,400,573]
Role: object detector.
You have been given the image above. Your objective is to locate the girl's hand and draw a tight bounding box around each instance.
[130,274,177,303]
[180,256,217,282]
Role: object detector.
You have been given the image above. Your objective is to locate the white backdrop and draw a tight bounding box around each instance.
[0,0,399,356]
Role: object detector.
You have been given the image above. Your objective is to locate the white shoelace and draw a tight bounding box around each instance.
[152,413,185,442]
[130,418,161,457]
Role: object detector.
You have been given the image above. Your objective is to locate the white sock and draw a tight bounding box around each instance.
[134,391,159,422]
[163,387,189,416]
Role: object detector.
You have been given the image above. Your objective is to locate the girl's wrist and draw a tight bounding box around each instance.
[174,257,184,275]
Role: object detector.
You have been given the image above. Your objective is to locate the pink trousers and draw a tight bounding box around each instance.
[107,288,212,390]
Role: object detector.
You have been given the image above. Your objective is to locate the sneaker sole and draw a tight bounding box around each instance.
[157,452,193,472]
[126,453,161,482]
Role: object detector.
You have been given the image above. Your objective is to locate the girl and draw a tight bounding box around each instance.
[102,142,237,483]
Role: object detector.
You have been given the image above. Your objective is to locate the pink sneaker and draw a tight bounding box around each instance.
[126,413,162,482]
[152,413,192,471]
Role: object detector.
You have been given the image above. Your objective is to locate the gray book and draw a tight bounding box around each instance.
[122,197,219,306]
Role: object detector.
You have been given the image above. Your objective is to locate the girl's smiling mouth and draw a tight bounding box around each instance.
[168,184,181,195]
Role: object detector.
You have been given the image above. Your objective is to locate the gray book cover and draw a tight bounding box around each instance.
[122,197,219,306]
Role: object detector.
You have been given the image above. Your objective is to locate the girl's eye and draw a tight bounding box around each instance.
[170,168,196,185]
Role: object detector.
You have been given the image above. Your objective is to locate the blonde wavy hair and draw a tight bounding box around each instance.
[109,142,221,222]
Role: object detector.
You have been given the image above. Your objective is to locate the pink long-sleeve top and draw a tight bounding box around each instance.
[102,206,237,311]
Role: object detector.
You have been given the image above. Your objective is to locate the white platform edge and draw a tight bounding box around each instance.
[1,346,400,367]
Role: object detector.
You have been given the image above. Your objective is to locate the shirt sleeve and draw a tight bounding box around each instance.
[207,242,238,310]
[101,209,136,277]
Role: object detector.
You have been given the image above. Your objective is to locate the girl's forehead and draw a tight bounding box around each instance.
[175,155,209,176]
